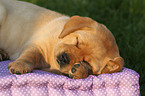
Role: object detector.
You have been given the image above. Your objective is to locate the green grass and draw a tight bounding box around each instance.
[19,0,145,95]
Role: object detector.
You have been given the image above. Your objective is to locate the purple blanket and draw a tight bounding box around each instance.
[0,60,140,96]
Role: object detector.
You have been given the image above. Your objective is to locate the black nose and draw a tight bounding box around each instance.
[57,52,70,68]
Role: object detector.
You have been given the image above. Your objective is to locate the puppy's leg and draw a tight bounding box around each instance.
[0,48,9,61]
[8,46,49,74]
[41,68,69,77]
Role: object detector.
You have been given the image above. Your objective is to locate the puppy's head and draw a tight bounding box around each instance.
[54,16,124,75]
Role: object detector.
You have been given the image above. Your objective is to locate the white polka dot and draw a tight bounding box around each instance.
[0,61,140,96]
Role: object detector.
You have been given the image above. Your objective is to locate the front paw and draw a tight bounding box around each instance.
[0,49,9,61]
[69,61,92,79]
[8,60,34,75]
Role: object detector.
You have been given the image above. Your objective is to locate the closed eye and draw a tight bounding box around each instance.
[76,37,80,49]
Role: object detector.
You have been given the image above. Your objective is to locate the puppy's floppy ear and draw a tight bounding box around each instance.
[101,57,124,74]
[59,15,96,38]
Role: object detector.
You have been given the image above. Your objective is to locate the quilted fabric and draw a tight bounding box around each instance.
[0,60,140,96]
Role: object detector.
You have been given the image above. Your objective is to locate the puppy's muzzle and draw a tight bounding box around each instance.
[56,52,70,68]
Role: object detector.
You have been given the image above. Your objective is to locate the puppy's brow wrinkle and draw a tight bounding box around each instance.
[71,68,76,73]
[76,37,80,49]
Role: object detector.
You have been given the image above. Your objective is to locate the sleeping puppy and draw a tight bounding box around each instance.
[0,0,124,79]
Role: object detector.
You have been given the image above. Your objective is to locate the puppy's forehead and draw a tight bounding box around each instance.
[59,35,77,44]
[59,22,113,47]
[76,30,98,43]
[76,22,110,37]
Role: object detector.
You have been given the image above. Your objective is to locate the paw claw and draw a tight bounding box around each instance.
[26,70,32,73]
[26,71,29,73]
[11,69,15,74]
[16,71,21,75]
[8,66,10,70]
[78,61,82,63]
[73,64,80,68]
[71,68,76,73]
[69,74,74,78]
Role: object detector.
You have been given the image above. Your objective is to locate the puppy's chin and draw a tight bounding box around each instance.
[59,66,72,74]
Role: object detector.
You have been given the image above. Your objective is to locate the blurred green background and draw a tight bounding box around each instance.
[19,0,145,95]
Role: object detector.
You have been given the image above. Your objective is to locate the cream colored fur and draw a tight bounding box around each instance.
[0,0,124,78]
[0,0,68,61]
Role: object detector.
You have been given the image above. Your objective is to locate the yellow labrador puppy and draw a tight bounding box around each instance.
[0,0,124,79]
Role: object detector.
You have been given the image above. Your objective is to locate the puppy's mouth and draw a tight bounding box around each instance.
[56,52,70,68]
